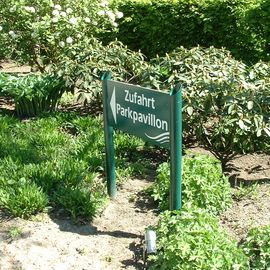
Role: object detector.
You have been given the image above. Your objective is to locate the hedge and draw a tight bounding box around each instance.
[107,0,268,63]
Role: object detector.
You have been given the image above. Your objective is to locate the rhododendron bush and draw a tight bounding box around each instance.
[0,0,123,70]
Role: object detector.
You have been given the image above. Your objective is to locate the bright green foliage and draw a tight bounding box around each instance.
[141,47,270,160]
[152,154,232,214]
[0,113,147,220]
[149,208,249,270]
[110,0,267,62]
[238,0,270,62]
[0,178,48,218]
[241,225,270,270]
[0,72,68,117]
[49,38,147,104]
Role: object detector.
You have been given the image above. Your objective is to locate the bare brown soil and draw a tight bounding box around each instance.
[0,62,270,269]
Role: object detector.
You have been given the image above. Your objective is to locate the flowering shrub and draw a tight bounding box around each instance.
[0,0,124,70]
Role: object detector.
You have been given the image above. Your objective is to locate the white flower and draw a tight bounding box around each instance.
[69,17,78,25]
[97,10,105,16]
[92,21,98,26]
[8,31,16,38]
[25,6,35,13]
[66,8,72,14]
[59,41,65,47]
[0,26,2,31]
[84,17,91,23]
[9,6,16,13]
[52,17,59,23]
[115,11,124,19]
[52,9,60,17]
[106,10,115,22]
[66,37,73,44]
[100,1,109,7]
[77,33,82,38]
[113,22,118,27]
[54,4,61,10]
[60,11,67,17]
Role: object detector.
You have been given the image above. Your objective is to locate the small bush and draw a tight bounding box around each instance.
[152,154,232,214]
[0,73,69,117]
[0,178,48,218]
[53,178,107,221]
[149,208,249,270]
[241,225,270,270]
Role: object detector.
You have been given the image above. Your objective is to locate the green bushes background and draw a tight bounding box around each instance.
[108,0,270,63]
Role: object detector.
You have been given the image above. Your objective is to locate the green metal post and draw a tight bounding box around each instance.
[101,72,116,199]
[169,84,182,210]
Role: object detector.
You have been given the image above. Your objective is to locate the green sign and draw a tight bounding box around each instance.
[102,72,182,211]
[106,80,171,149]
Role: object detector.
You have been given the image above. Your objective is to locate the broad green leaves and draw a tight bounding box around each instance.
[141,46,270,156]
[151,154,232,215]
[150,208,249,270]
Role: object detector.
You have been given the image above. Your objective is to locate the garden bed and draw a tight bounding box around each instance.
[0,63,269,269]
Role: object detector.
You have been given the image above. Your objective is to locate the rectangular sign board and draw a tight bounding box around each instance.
[106,80,171,149]
[102,74,182,210]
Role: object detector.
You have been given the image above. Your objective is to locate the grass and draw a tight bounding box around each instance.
[0,111,151,221]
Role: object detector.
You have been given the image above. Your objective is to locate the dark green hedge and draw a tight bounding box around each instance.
[106,0,269,63]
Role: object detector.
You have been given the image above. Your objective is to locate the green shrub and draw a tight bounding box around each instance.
[149,208,249,270]
[241,225,270,269]
[141,46,270,162]
[152,154,232,214]
[50,38,147,104]
[238,0,270,62]
[53,173,107,221]
[0,73,69,117]
[110,0,262,62]
[0,0,124,66]
[0,178,48,218]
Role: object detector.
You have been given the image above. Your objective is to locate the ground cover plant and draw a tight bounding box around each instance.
[241,225,270,269]
[0,112,146,220]
[149,208,250,270]
[151,154,232,215]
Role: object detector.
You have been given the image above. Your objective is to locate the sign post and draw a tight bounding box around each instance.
[102,74,182,210]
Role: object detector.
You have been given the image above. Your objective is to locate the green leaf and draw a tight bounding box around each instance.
[187,106,193,116]
[238,120,245,130]
[263,127,270,137]
[247,101,253,110]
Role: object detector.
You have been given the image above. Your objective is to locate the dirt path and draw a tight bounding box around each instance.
[0,178,158,270]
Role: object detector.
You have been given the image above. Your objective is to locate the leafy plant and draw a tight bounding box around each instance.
[48,38,147,105]
[152,154,232,214]
[241,225,270,270]
[0,178,48,218]
[110,0,267,63]
[0,0,124,69]
[233,182,259,201]
[0,72,69,117]
[8,226,23,239]
[149,207,249,270]
[141,46,270,166]
[0,112,146,220]
[53,179,107,221]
